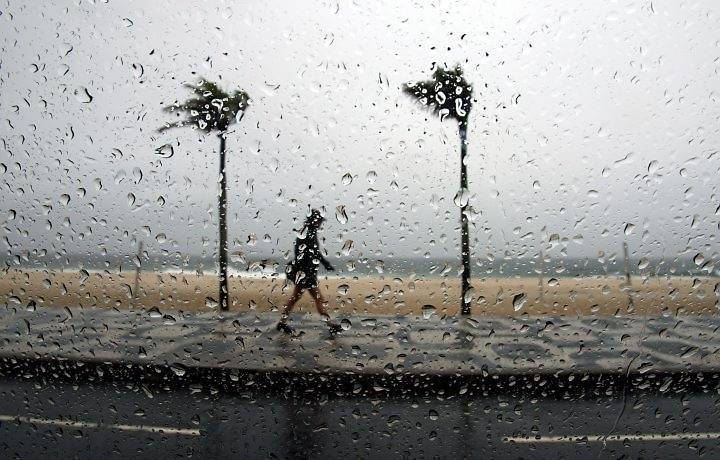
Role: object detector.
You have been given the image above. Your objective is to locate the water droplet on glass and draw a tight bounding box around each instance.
[155,144,174,158]
[512,293,527,312]
[170,364,187,377]
[422,304,436,319]
[648,160,659,174]
[132,167,143,184]
[341,173,353,185]
[453,188,469,207]
[205,297,218,309]
[624,223,635,236]
[341,240,354,256]
[74,86,93,103]
[463,287,475,304]
[335,205,348,224]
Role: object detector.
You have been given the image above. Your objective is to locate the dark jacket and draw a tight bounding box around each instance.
[286,229,333,288]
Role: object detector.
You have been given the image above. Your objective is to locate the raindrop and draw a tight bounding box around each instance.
[512,293,527,312]
[156,233,167,244]
[341,240,354,255]
[127,193,136,207]
[114,170,127,184]
[422,304,436,319]
[337,284,349,295]
[60,193,70,205]
[132,63,144,79]
[205,297,218,309]
[170,364,187,377]
[341,173,353,185]
[648,160,659,174]
[463,287,475,304]
[74,86,93,103]
[335,205,348,224]
[155,144,174,158]
[694,253,705,266]
[624,223,635,236]
[366,170,377,184]
[57,64,70,76]
[455,98,466,117]
[638,258,649,270]
[453,188,469,207]
[132,167,143,184]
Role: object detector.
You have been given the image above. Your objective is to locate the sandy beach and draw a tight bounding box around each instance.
[1,268,717,317]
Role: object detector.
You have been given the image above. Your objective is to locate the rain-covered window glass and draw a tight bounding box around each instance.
[1,1,719,457]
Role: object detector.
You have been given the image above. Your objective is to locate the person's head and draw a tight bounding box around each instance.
[304,208,325,231]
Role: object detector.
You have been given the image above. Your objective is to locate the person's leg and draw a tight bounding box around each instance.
[308,287,339,330]
[280,285,303,324]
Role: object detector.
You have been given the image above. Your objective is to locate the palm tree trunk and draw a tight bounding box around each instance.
[218,134,229,311]
[459,124,471,315]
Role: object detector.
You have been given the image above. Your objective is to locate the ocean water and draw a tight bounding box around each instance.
[1,252,713,279]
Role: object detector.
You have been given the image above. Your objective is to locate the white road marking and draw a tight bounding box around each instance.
[504,432,720,444]
[0,415,200,436]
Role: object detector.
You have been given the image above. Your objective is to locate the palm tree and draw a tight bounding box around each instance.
[403,65,474,315]
[158,78,250,311]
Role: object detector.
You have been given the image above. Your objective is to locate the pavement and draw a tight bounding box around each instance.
[2,372,720,458]
[0,306,719,377]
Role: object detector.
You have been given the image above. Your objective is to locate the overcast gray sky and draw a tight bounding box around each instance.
[1,0,718,268]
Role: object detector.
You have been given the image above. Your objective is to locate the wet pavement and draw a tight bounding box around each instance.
[0,307,719,376]
[0,372,719,458]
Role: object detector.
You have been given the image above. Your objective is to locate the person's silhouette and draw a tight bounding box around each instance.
[277,208,342,335]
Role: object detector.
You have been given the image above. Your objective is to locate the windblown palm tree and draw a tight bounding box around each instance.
[403,65,474,315]
[158,78,250,311]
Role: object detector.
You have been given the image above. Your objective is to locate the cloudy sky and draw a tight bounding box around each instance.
[1,0,718,269]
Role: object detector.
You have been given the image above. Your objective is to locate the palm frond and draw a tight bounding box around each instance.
[403,65,472,124]
[158,77,250,133]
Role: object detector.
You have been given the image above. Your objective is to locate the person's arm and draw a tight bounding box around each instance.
[316,237,334,271]
[320,252,334,271]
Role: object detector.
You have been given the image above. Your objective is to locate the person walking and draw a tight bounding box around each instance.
[277,208,342,335]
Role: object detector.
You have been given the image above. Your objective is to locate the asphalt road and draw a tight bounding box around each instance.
[0,374,718,459]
